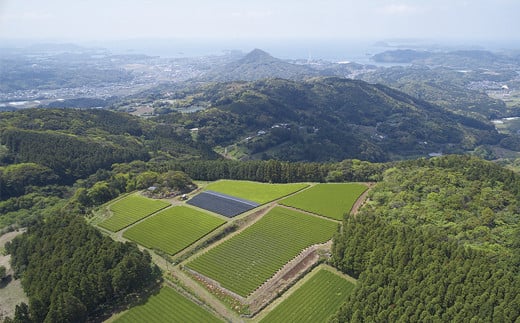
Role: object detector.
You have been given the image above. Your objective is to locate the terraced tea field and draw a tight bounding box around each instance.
[123,206,226,255]
[99,194,170,232]
[187,206,338,297]
[259,267,355,323]
[280,183,367,220]
[115,287,222,322]
[204,180,308,204]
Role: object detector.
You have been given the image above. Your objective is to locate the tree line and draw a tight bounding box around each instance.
[119,158,388,183]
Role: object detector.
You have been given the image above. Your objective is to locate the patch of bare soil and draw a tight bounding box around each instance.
[0,230,28,321]
[0,230,25,249]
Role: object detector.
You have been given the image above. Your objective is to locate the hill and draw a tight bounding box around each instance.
[152,77,504,162]
[332,155,520,321]
[201,49,319,81]
[0,109,215,182]
[371,49,511,68]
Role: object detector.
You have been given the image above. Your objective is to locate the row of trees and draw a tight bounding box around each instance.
[120,158,388,183]
[5,214,160,322]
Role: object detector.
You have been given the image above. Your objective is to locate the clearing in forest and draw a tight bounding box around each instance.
[99,194,170,232]
[280,183,367,220]
[204,180,308,204]
[259,266,356,323]
[115,286,222,323]
[187,206,338,297]
[123,206,226,255]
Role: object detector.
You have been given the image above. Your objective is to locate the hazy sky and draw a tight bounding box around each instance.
[0,0,518,43]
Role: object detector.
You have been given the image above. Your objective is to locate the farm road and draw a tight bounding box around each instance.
[170,266,244,322]
[350,183,374,216]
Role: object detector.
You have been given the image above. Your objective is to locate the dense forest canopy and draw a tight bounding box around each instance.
[0,108,215,181]
[5,214,160,323]
[332,156,520,321]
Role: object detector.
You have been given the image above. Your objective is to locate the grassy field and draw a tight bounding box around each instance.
[259,267,355,323]
[280,183,367,220]
[123,206,226,255]
[204,180,308,204]
[187,207,338,297]
[115,287,222,323]
[99,194,170,232]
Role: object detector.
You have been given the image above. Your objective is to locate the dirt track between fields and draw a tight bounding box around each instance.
[351,182,374,216]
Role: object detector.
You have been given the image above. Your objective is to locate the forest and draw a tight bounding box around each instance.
[332,156,520,321]
[5,214,160,322]
[126,77,507,161]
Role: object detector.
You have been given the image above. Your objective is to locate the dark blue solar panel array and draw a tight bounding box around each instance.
[187,190,260,218]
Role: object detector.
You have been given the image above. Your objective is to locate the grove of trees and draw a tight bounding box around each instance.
[5,214,160,323]
[331,155,520,321]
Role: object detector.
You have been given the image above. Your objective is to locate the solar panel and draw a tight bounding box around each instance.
[187,190,259,218]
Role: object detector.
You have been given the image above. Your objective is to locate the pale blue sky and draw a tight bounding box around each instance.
[0,0,518,43]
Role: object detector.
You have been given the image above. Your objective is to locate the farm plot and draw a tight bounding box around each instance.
[115,287,222,323]
[280,183,367,220]
[204,180,308,204]
[187,207,338,297]
[123,206,226,255]
[99,194,170,232]
[259,267,355,323]
[187,190,259,218]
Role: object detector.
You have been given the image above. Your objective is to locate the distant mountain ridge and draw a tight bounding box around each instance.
[371,49,513,68]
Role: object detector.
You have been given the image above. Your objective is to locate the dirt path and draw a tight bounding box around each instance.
[170,266,244,323]
[350,182,374,216]
[0,229,25,249]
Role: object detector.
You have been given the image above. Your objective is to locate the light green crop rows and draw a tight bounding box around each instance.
[123,206,226,255]
[260,267,355,323]
[280,183,367,220]
[116,287,222,323]
[99,194,170,232]
[187,207,338,297]
[204,180,308,204]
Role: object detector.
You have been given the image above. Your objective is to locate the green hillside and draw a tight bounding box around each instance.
[332,155,520,321]
[0,108,215,182]
[152,77,504,162]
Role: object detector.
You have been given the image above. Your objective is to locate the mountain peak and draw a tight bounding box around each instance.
[240,48,275,63]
